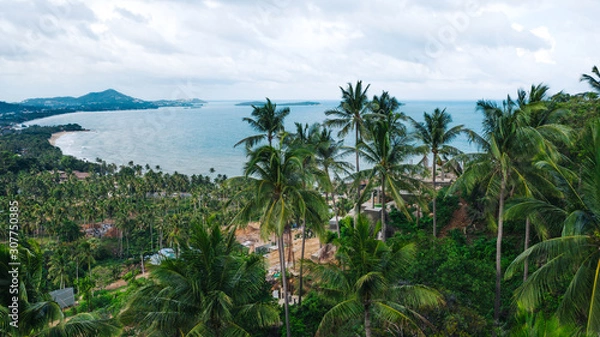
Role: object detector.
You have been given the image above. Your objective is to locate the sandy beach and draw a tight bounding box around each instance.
[48,131,73,146]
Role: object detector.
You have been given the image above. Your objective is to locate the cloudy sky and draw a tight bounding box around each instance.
[1,0,598,102]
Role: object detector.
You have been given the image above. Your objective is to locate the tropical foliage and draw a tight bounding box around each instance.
[410,108,465,237]
[120,220,279,336]
[506,118,600,335]
[307,216,443,337]
[3,71,600,337]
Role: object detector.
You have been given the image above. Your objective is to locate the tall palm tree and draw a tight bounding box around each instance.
[313,126,354,239]
[510,83,571,281]
[120,220,279,336]
[371,91,401,115]
[233,139,328,337]
[325,81,371,221]
[410,108,465,237]
[370,90,405,134]
[358,115,426,241]
[77,240,96,280]
[505,119,600,335]
[287,122,330,307]
[325,81,371,173]
[450,95,546,327]
[307,216,443,337]
[235,98,290,148]
[48,245,71,289]
[581,65,600,93]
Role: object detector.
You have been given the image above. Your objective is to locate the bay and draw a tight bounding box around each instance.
[25,100,483,177]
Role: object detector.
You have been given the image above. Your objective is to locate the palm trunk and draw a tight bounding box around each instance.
[287,229,294,267]
[380,176,386,242]
[159,227,163,250]
[364,304,372,337]
[76,257,79,291]
[494,175,506,329]
[523,217,530,282]
[88,289,93,312]
[355,127,360,173]
[126,232,130,258]
[119,229,123,258]
[150,220,154,252]
[299,221,306,306]
[331,192,341,239]
[278,234,292,337]
[354,127,360,227]
[432,153,437,237]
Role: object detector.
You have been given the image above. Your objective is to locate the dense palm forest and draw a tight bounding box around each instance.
[2,67,600,336]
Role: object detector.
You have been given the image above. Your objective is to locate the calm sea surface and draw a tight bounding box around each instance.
[25,100,483,177]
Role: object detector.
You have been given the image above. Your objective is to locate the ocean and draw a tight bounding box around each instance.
[25,100,483,177]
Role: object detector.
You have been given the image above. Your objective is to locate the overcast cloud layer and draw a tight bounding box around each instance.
[1,0,598,102]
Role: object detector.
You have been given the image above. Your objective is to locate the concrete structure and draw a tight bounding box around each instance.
[148,248,175,265]
[49,288,75,308]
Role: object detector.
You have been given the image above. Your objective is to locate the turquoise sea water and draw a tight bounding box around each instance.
[25,100,483,177]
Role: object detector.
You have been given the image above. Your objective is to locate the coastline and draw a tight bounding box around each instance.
[49,131,74,146]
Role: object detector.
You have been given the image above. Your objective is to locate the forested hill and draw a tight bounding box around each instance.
[21,89,206,110]
[22,89,156,110]
[0,89,205,127]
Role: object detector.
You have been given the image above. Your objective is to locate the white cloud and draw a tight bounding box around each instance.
[511,23,523,32]
[0,0,597,101]
[530,26,555,64]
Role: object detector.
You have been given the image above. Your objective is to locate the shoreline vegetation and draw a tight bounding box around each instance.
[2,71,600,336]
[0,88,205,128]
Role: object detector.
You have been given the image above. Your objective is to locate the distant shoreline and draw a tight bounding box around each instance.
[49,130,88,146]
[235,101,321,107]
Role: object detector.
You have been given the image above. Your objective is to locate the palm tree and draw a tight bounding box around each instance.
[510,83,572,281]
[307,216,443,337]
[120,220,279,336]
[47,245,71,289]
[287,122,331,306]
[0,241,120,337]
[17,309,119,337]
[410,108,465,237]
[450,95,545,327]
[370,91,405,134]
[325,81,371,173]
[77,240,96,280]
[505,119,600,335]
[235,98,290,148]
[325,81,371,221]
[581,65,600,93]
[313,126,354,239]
[371,91,401,116]
[233,139,328,337]
[358,116,426,241]
[509,308,582,337]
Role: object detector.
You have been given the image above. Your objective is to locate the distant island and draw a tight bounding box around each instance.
[0,89,206,127]
[235,101,320,107]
